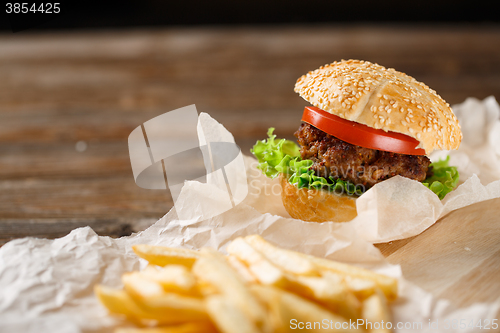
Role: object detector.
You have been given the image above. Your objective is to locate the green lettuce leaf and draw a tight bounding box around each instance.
[280,158,363,196]
[251,128,459,200]
[250,128,300,179]
[251,128,362,196]
[422,156,459,200]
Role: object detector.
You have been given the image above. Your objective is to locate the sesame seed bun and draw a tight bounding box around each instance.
[294,59,462,154]
[280,175,357,222]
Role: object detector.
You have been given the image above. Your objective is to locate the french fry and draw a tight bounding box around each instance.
[343,275,378,300]
[251,284,363,333]
[195,280,219,297]
[192,247,268,330]
[95,285,150,318]
[140,265,199,296]
[205,295,261,333]
[95,285,167,326]
[132,245,199,268]
[244,235,318,276]
[226,237,286,286]
[226,254,257,284]
[114,321,218,333]
[131,293,208,323]
[361,289,392,333]
[123,272,208,323]
[123,272,166,299]
[298,254,398,301]
[282,272,346,301]
[97,236,397,333]
[243,235,396,300]
[229,239,361,321]
[283,273,360,320]
[251,289,286,333]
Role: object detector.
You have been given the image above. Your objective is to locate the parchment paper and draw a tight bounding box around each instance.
[1,97,500,333]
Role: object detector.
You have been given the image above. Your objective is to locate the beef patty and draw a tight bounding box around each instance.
[295,123,432,189]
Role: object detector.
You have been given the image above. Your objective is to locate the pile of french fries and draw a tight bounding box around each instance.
[95,235,397,333]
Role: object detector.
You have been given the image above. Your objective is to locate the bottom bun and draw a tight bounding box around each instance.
[280,175,358,223]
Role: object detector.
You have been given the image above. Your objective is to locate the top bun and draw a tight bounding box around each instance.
[294,59,462,154]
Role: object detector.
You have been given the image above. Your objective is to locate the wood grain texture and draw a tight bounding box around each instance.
[376,197,500,308]
[1,25,500,247]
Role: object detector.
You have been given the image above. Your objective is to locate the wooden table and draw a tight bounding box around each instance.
[1,24,500,310]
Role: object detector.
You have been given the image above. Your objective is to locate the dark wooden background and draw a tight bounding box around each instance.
[1,24,500,246]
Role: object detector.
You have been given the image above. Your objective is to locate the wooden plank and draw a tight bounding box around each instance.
[0,142,130,178]
[0,177,172,218]
[439,248,500,307]
[0,217,157,247]
[1,26,500,115]
[376,198,500,307]
[0,176,172,245]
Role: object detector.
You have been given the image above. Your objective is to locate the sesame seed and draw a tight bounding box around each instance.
[294,60,459,152]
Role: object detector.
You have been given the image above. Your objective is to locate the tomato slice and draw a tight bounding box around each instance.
[301,106,426,155]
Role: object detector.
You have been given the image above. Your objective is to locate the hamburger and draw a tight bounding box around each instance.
[251,60,462,222]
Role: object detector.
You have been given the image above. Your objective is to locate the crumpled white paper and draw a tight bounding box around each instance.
[243,96,500,243]
[1,97,500,333]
